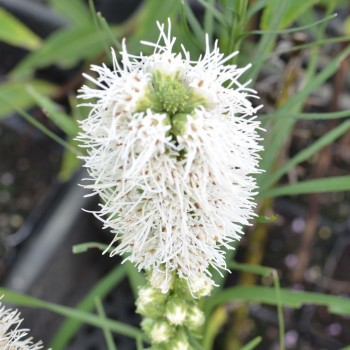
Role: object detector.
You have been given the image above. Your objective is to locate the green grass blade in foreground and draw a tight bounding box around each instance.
[0,96,79,156]
[12,24,111,78]
[49,0,92,27]
[0,8,42,50]
[0,80,57,118]
[50,265,126,349]
[27,85,78,136]
[0,288,145,340]
[263,176,350,198]
[95,297,118,350]
[241,337,262,350]
[206,286,350,316]
[74,241,145,298]
[261,119,350,192]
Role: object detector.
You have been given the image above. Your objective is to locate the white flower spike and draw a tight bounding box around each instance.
[0,296,44,350]
[78,19,263,292]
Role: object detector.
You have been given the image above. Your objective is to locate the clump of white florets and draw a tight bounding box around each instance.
[78,19,262,293]
[0,296,44,350]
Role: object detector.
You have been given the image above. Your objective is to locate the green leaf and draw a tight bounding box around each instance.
[0,95,79,155]
[95,298,118,350]
[27,85,78,136]
[0,8,42,50]
[260,109,350,120]
[206,286,350,316]
[12,24,115,78]
[261,0,318,30]
[263,176,350,198]
[0,288,145,340]
[50,265,126,349]
[261,120,350,192]
[49,0,92,27]
[0,80,57,118]
[241,337,262,350]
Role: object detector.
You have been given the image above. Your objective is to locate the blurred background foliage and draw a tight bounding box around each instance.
[1,0,350,349]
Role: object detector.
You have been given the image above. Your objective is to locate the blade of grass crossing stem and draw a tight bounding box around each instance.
[261,120,350,192]
[50,265,126,349]
[27,85,78,136]
[262,176,350,198]
[0,288,145,340]
[95,297,117,350]
[240,337,263,350]
[0,96,79,155]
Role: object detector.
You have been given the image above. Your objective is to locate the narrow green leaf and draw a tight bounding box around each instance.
[260,109,350,120]
[0,95,79,155]
[261,0,318,30]
[72,242,109,254]
[251,14,336,35]
[95,298,118,350]
[263,176,350,198]
[50,265,126,349]
[0,80,57,118]
[27,85,78,136]
[180,0,205,52]
[0,288,145,340]
[241,337,262,350]
[12,24,112,78]
[125,263,146,298]
[259,44,350,178]
[0,8,42,50]
[261,120,350,191]
[49,0,92,27]
[206,286,350,316]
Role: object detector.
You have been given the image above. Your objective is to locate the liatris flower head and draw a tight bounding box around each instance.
[78,19,263,293]
[0,296,44,350]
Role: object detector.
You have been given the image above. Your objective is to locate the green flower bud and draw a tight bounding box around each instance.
[136,286,168,317]
[149,268,174,293]
[165,297,188,325]
[149,320,174,344]
[166,330,192,350]
[185,305,205,331]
